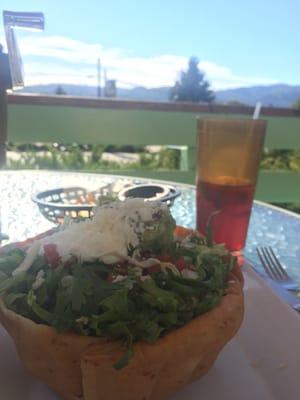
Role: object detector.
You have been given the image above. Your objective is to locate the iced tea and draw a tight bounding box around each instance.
[196,117,267,252]
[196,177,255,251]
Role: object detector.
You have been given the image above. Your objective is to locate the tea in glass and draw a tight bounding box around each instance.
[196,118,267,252]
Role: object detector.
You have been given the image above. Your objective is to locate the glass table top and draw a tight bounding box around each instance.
[1,170,299,284]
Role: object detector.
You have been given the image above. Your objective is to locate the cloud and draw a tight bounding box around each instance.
[3,32,278,90]
[199,61,277,90]
[19,34,188,88]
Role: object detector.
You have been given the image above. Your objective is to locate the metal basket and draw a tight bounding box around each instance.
[32,187,98,224]
[32,184,181,224]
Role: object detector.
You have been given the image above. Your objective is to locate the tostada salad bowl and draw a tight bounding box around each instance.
[0,199,244,400]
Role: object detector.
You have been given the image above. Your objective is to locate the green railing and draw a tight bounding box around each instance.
[6,93,300,202]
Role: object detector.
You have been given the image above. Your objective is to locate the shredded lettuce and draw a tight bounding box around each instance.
[0,212,236,369]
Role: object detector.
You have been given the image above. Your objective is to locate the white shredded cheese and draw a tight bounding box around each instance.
[32,270,45,290]
[12,199,169,274]
[112,274,128,283]
[76,316,89,325]
[124,257,161,269]
[41,199,168,265]
[181,268,198,280]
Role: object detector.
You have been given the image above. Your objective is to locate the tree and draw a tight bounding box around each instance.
[292,98,300,110]
[55,85,66,95]
[169,57,215,103]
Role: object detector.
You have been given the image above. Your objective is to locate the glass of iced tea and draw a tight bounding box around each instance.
[196,118,267,252]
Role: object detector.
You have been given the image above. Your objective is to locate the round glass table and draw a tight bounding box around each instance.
[1,170,300,284]
[1,170,300,400]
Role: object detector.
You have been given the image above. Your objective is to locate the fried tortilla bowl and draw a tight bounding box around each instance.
[0,227,244,400]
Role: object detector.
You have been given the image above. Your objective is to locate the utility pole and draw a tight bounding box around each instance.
[103,69,107,97]
[97,58,101,97]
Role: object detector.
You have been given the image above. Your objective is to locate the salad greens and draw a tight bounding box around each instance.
[0,204,235,369]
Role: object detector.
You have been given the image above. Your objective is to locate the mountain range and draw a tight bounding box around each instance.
[18,83,300,108]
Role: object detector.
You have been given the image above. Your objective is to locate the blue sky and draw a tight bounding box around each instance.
[1,0,299,89]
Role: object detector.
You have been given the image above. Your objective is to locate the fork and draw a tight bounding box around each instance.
[256,246,300,291]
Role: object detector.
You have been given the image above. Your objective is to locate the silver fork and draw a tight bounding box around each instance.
[256,247,300,291]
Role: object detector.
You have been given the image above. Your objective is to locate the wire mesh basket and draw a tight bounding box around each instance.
[32,187,98,224]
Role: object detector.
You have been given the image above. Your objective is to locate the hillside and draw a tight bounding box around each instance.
[216,84,300,107]
[18,83,300,108]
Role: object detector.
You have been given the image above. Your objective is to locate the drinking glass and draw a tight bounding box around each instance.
[196,118,267,252]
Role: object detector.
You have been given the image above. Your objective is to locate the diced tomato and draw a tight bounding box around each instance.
[174,257,187,271]
[43,243,60,267]
[145,264,161,274]
[174,226,194,239]
[157,253,173,263]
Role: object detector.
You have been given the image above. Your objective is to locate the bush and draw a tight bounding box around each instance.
[6,144,180,172]
[261,149,300,171]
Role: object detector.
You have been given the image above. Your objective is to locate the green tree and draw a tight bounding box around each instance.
[292,98,300,110]
[55,85,67,95]
[170,57,214,103]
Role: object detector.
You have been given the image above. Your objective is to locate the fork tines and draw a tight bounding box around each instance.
[256,246,289,281]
